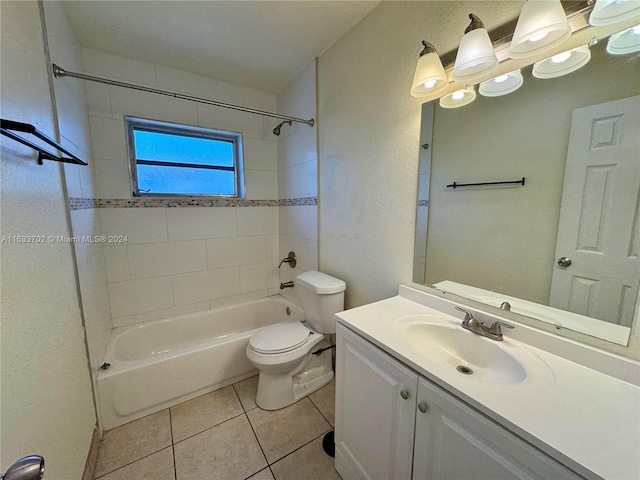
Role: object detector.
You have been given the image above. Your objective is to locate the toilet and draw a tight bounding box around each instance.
[246,270,346,410]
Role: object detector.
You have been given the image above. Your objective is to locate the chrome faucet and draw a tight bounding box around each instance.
[455,306,514,341]
[500,301,511,311]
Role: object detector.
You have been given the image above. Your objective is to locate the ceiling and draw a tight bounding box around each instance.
[61,1,379,94]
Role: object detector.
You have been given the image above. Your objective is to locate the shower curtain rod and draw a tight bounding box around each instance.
[52,64,315,127]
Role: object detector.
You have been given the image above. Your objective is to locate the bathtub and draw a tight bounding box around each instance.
[97,295,303,429]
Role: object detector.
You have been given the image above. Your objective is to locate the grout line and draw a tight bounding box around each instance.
[308,388,334,428]
[267,428,333,469]
[172,411,247,446]
[94,446,172,479]
[169,408,177,480]
[244,409,274,479]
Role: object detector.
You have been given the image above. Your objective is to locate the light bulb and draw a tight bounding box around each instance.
[551,51,572,63]
[528,31,549,42]
[424,79,437,89]
[494,75,509,83]
[452,91,465,100]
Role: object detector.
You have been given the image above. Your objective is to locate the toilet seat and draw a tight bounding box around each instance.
[249,322,311,354]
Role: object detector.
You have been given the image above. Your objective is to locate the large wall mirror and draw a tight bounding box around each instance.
[413,30,640,347]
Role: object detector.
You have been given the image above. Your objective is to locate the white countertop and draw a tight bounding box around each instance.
[336,286,640,480]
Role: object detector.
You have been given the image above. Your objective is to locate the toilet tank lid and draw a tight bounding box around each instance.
[296,271,346,294]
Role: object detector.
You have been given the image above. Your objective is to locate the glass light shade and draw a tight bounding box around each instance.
[452,28,499,82]
[439,86,477,109]
[479,69,524,97]
[411,52,449,97]
[607,25,640,54]
[508,0,572,59]
[532,45,591,79]
[589,0,640,26]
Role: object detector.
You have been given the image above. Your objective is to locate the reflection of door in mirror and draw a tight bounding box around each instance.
[550,96,640,327]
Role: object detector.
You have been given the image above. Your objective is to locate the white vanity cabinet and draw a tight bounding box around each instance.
[335,323,582,480]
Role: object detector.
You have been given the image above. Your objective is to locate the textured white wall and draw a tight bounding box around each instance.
[0,1,95,477]
[277,60,318,305]
[318,1,524,308]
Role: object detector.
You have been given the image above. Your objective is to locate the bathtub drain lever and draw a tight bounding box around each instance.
[312,344,336,356]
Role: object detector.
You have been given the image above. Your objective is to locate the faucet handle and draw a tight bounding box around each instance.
[488,320,515,335]
[455,306,476,325]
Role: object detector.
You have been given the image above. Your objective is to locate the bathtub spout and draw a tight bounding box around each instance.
[280,281,294,289]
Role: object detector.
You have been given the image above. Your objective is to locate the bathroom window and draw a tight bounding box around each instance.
[125,117,244,197]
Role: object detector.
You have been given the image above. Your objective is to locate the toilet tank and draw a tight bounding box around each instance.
[295,271,346,334]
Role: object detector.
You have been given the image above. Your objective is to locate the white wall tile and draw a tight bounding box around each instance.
[108,277,174,318]
[197,104,264,139]
[235,235,267,266]
[245,169,278,200]
[95,158,132,198]
[206,237,237,269]
[172,267,240,306]
[89,116,126,160]
[127,240,207,279]
[278,126,317,170]
[100,208,168,244]
[82,48,157,85]
[103,245,129,282]
[243,138,277,171]
[166,207,237,241]
[237,207,278,236]
[85,81,112,118]
[239,263,268,293]
[155,64,219,98]
[64,163,83,198]
[288,205,317,241]
[208,290,270,310]
[110,87,198,126]
[134,301,210,324]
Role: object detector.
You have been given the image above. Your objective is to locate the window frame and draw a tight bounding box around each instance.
[125,116,244,198]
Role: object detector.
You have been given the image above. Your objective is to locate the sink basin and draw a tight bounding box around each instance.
[401,323,527,385]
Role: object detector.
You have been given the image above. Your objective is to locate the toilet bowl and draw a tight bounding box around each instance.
[246,270,346,410]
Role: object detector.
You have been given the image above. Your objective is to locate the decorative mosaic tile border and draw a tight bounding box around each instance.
[68,196,317,210]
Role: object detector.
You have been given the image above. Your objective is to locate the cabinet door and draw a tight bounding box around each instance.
[335,324,418,480]
[413,377,583,480]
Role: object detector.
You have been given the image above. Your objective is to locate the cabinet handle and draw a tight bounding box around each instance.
[418,402,428,414]
[400,389,410,400]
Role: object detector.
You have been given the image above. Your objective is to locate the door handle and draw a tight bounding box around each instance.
[557,257,572,267]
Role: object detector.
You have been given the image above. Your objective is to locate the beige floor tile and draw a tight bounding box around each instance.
[271,436,341,480]
[94,410,172,478]
[247,468,275,480]
[247,398,331,464]
[95,448,175,480]
[234,375,259,411]
[309,379,335,427]
[174,415,267,480]
[170,385,244,442]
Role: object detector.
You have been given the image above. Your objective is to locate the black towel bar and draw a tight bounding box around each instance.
[1,119,88,166]
[446,177,525,189]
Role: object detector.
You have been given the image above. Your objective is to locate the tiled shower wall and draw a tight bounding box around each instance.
[277,61,319,304]
[81,49,290,326]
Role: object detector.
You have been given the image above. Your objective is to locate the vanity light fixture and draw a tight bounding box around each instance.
[508,0,572,59]
[479,69,524,97]
[606,24,640,54]
[439,86,477,109]
[532,45,591,79]
[589,0,640,26]
[452,14,499,83]
[410,41,449,97]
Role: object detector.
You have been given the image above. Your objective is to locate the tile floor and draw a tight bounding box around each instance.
[93,376,340,480]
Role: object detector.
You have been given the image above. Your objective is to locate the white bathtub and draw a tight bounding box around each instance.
[97,295,303,429]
